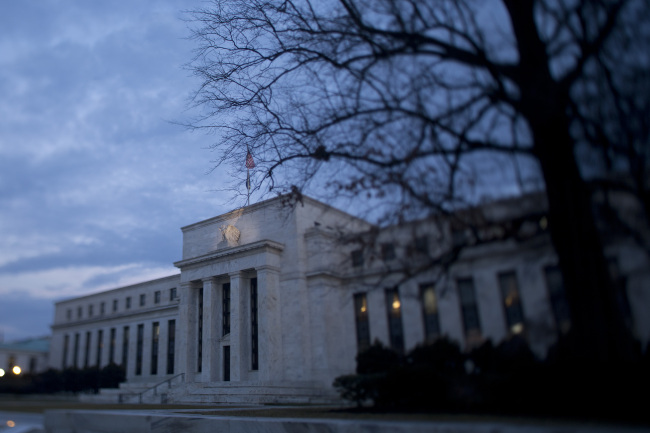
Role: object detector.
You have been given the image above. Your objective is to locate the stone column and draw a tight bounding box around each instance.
[257,265,283,381]
[201,277,220,382]
[178,282,195,382]
[228,271,248,381]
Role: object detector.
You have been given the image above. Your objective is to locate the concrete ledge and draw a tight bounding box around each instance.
[43,410,649,433]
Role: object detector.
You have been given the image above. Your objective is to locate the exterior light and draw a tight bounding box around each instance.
[392,299,401,310]
[7,420,16,428]
[0,368,5,377]
[12,366,21,375]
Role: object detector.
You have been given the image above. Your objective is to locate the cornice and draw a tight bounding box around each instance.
[51,304,179,330]
[174,239,284,269]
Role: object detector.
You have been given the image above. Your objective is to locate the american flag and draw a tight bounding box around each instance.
[245,152,255,169]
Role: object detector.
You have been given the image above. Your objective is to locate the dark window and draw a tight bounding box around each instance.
[84,331,91,368]
[7,355,15,370]
[100,302,105,315]
[608,258,634,330]
[126,297,131,310]
[351,249,364,267]
[77,306,82,319]
[96,329,103,367]
[385,288,405,353]
[381,243,396,261]
[170,287,177,301]
[63,334,69,368]
[458,278,481,337]
[415,236,429,254]
[197,287,203,373]
[88,304,93,317]
[420,284,440,341]
[223,346,231,381]
[112,299,118,313]
[154,291,161,304]
[151,322,159,375]
[109,328,116,364]
[139,294,146,307]
[135,324,144,375]
[251,278,259,371]
[66,309,72,321]
[73,333,80,368]
[544,266,571,334]
[29,357,36,374]
[354,293,371,352]
[122,326,129,369]
[222,283,231,336]
[167,320,176,375]
[498,271,526,334]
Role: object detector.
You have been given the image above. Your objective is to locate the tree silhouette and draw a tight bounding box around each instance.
[185,0,650,363]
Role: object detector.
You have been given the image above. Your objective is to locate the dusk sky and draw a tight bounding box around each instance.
[0,1,239,341]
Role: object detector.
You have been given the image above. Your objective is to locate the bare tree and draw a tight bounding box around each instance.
[185,0,650,363]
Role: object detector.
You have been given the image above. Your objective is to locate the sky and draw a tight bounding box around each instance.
[0,1,238,341]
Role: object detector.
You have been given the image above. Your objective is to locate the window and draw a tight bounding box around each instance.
[222,283,231,336]
[608,258,634,330]
[135,324,144,375]
[420,284,440,341]
[66,309,72,321]
[126,297,131,310]
[154,291,161,304]
[167,320,176,375]
[223,346,231,381]
[170,287,177,301]
[88,304,93,317]
[151,322,159,375]
[351,249,364,267]
[498,271,525,334]
[100,302,105,315]
[7,355,15,370]
[84,331,91,368]
[112,299,118,313]
[122,326,129,369]
[197,287,203,373]
[109,328,116,364]
[385,288,405,353]
[251,278,259,370]
[73,333,80,368]
[353,293,371,352]
[62,335,69,368]
[544,266,571,334]
[415,236,429,254]
[457,277,481,340]
[96,329,103,367]
[381,243,396,261]
[139,294,146,307]
[77,306,82,319]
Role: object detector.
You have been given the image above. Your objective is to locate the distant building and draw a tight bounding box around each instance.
[48,194,650,403]
[0,336,50,375]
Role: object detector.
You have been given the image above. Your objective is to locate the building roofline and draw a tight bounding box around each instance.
[54,273,181,305]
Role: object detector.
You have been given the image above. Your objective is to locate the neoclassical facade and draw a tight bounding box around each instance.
[48,194,650,403]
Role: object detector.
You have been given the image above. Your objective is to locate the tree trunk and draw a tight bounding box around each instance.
[504,0,636,364]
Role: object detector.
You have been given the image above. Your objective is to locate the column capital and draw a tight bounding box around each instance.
[228,270,243,278]
[255,265,281,274]
[202,276,216,283]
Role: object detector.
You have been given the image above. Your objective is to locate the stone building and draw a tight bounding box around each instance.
[0,336,50,376]
[48,194,650,403]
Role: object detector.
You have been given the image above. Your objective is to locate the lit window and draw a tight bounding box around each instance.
[498,271,525,334]
[420,284,440,341]
[385,288,405,353]
[353,293,370,352]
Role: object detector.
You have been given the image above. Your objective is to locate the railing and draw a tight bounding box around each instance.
[118,373,185,404]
